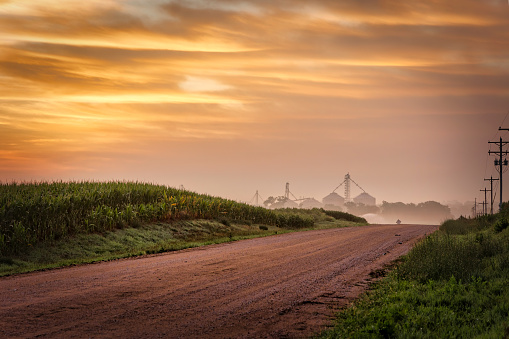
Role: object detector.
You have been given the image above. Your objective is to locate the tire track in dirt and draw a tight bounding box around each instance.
[0,224,437,338]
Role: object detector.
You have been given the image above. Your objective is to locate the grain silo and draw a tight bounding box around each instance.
[322,192,345,208]
[353,192,376,206]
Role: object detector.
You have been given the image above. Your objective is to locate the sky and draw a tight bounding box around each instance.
[1,0,509,207]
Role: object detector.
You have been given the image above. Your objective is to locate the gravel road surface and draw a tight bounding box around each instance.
[0,224,437,338]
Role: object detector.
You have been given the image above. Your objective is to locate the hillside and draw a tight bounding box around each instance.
[0,181,366,275]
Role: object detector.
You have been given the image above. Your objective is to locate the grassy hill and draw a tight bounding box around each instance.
[0,181,366,276]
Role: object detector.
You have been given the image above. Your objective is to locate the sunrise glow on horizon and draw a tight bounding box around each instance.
[1,0,509,206]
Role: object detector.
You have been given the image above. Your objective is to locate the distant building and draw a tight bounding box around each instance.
[322,192,345,207]
[353,192,376,206]
[300,198,323,209]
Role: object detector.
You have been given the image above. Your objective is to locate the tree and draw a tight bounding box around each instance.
[380,201,452,224]
[264,196,292,209]
[345,202,379,216]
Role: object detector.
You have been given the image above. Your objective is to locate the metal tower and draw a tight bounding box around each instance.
[249,190,264,206]
[344,173,351,202]
[285,182,290,199]
[332,173,366,202]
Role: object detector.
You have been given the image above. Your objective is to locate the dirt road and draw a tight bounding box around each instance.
[0,224,436,338]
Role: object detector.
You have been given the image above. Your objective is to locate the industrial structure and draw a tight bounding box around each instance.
[250,174,375,210]
[284,182,318,209]
[353,192,376,206]
[322,173,376,210]
[249,190,264,206]
[322,192,345,209]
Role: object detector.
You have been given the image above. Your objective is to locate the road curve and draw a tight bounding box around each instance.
[0,224,437,338]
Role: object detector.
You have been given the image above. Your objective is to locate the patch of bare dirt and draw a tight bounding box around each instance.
[0,224,437,338]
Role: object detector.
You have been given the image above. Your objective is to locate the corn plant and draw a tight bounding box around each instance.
[0,181,314,255]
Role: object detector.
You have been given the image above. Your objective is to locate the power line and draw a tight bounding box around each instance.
[500,111,509,128]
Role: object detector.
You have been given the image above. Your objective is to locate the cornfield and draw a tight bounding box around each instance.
[0,181,313,255]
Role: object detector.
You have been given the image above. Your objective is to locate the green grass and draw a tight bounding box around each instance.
[321,275,509,339]
[0,181,316,255]
[318,214,509,339]
[440,215,497,235]
[320,208,368,224]
[275,207,368,227]
[397,231,507,283]
[0,220,274,276]
[0,209,361,276]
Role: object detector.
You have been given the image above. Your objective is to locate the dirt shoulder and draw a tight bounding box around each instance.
[0,224,437,338]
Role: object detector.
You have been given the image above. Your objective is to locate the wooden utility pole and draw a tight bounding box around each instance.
[489,132,509,212]
[480,188,489,216]
[484,176,499,215]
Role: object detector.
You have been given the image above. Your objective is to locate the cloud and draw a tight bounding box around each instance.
[179,76,232,92]
[1,0,509,202]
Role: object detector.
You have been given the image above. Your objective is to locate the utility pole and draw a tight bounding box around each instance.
[474,198,477,218]
[480,188,489,216]
[478,202,485,217]
[484,176,499,215]
[489,132,509,212]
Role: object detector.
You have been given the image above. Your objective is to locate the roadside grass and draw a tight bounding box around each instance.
[440,215,497,235]
[0,213,359,277]
[397,231,507,283]
[318,214,509,338]
[321,274,509,339]
[0,220,275,276]
[274,207,368,225]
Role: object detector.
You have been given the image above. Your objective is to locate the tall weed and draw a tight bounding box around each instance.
[398,232,505,283]
[440,215,495,234]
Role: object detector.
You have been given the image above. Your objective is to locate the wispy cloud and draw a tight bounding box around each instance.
[1,0,508,202]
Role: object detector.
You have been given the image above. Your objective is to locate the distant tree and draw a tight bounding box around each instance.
[447,201,475,219]
[263,196,276,207]
[264,196,291,209]
[415,201,452,221]
[380,201,415,217]
[380,200,452,224]
[345,202,379,216]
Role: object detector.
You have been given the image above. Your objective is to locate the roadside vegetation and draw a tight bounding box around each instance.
[0,181,366,276]
[319,206,509,338]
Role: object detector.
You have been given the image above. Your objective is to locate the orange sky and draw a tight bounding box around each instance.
[1,0,509,205]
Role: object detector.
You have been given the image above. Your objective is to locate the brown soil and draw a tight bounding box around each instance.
[0,224,437,338]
